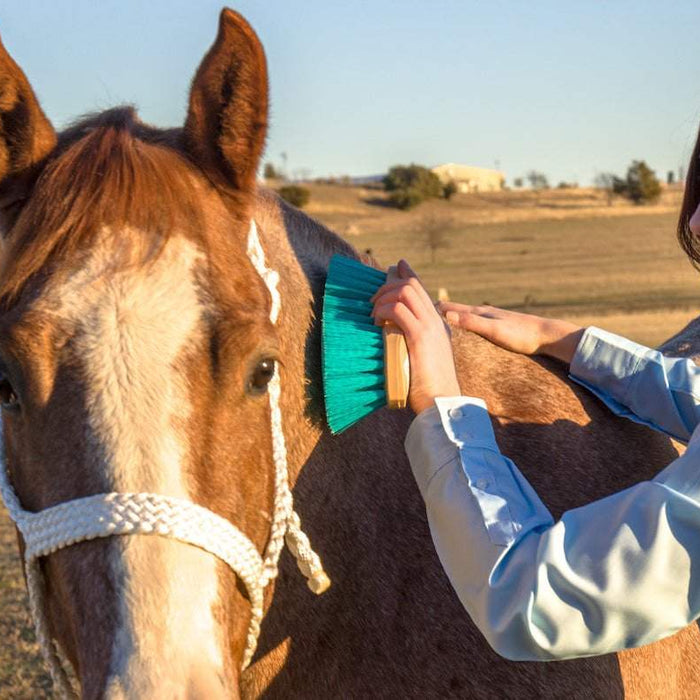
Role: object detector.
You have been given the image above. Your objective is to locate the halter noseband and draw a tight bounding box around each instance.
[0,220,329,698]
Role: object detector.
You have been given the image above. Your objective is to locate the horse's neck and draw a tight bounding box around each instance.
[252,189,690,525]
[251,188,670,555]
[251,189,420,551]
[254,189,357,299]
[246,199,696,697]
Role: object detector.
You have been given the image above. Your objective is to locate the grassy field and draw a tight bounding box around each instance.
[1,184,699,695]
[307,183,699,347]
[0,516,51,697]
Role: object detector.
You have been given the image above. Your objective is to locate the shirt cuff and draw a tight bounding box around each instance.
[434,396,500,451]
[405,396,553,547]
[570,326,645,404]
[405,397,498,497]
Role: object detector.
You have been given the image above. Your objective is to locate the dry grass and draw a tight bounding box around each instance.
[0,509,52,697]
[0,184,696,693]
[305,184,696,347]
[306,182,684,234]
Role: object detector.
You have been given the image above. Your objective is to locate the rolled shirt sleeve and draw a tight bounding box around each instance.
[570,326,700,443]
[405,398,700,661]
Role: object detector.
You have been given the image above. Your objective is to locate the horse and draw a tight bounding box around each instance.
[0,8,699,699]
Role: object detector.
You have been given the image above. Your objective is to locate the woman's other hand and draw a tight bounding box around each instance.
[372,260,461,415]
[437,302,584,364]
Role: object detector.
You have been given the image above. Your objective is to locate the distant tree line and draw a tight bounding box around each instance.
[527,171,549,190]
[595,161,661,205]
[278,184,310,208]
[264,161,313,209]
[384,164,457,210]
[264,162,280,180]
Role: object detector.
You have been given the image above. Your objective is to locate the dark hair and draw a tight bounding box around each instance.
[678,123,700,268]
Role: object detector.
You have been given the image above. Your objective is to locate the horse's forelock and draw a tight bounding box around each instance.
[0,107,212,306]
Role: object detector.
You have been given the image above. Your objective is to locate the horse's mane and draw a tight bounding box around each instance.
[256,190,371,307]
[0,107,203,305]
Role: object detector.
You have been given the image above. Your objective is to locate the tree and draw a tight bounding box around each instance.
[594,172,617,206]
[384,164,443,210]
[612,176,628,196]
[388,189,423,210]
[263,162,279,180]
[526,170,549,190]
[442,180,458,200]
[513,177,524,188]
[278,185,310,208]
[625,160,661,205]
[417,212,454,264]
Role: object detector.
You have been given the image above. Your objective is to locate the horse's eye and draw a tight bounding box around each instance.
[248,358,276,395]
[0,374,19,411]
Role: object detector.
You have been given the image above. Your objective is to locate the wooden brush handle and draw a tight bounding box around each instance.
[383,324,409,409]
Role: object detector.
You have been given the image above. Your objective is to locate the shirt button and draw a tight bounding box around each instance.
[449,407,463,420]
[476,478,490,490]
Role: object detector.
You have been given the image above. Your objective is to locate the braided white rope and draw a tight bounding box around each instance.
[0,220,329,697]
[247,220,330,596]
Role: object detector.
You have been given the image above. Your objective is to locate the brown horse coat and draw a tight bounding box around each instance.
[241,191,700,699]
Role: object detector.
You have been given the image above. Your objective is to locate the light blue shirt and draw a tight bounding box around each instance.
[404,326,700,661]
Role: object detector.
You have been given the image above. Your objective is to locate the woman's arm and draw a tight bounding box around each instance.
[406,402,700,660]
[439,303,700,443]
[372,261,700,659]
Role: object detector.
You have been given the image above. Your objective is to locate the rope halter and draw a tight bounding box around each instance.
[0,220,330,698]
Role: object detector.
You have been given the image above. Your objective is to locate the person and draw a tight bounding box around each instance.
[369,159,700,661]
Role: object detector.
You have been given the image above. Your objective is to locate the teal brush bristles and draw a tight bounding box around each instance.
[322,255,389,434]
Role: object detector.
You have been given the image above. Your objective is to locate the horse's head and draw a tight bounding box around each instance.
[0,9,308,697]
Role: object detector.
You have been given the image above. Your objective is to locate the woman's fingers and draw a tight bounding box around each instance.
[372,283,435,324]
[372,263,437,318]
[439,302,503,321]
[372,276,431,307]
[397,259,437,313]
[435,301,582,359]
[385,264,400,285]
[443,309,501,337]
[438,302,542,353]
[397,258,417,280]
[372,301,422,342]
[370,259,462,414]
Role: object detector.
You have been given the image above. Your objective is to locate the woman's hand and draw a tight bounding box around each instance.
[437,302,584,364]
[372,260,461,415]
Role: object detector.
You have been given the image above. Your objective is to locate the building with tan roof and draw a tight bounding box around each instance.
[432,163,505,193]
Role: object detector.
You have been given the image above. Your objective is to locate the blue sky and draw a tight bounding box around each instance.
[1,1,699,185]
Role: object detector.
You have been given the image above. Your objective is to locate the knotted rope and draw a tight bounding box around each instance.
[0,220,330,697]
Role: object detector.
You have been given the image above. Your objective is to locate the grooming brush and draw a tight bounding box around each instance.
[322,255,410,434]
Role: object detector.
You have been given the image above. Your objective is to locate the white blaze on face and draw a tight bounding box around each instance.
[48,231,229,696]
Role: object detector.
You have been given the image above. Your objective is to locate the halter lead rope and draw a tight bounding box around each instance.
[0,220,329,698]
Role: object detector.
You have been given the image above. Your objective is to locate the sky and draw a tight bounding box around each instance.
[1,1,699,186]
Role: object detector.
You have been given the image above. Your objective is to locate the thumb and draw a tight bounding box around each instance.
[398,259,418,280]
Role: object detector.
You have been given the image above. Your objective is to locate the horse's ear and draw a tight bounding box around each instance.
[0,32,56,183]
[185,9,268,194]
